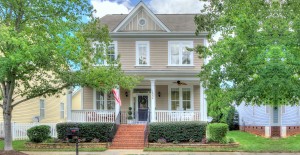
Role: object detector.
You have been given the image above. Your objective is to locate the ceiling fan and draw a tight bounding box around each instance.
[173,80,187,86]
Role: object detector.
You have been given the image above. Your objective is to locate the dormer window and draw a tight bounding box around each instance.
[139,18,146,26]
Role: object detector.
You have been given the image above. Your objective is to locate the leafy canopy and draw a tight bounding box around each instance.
[0,0,140,106]
[195,0,300,106]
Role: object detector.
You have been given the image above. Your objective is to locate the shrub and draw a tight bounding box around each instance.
[127,107,133,120]
[157,138,166,144]
[56,122,114,142]
[226,106,239,130]
[149,121,206,142]
[27,125,51,143]
[228,137,235,143]
[206,123,228,143]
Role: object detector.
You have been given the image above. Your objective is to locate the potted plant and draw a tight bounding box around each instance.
[127,107,133,124]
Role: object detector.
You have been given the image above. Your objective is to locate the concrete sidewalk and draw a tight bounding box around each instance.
[22,150,300,155]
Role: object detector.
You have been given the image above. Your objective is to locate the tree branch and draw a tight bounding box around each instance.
[12,84,69,108]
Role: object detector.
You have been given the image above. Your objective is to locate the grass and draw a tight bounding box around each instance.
[144,131,300,152]
[0,140,107,152]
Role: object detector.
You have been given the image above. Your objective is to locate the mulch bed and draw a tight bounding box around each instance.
[0,151,28,155]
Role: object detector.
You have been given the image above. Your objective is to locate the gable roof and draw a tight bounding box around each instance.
[100,14,197,32]
[111,2,170,32]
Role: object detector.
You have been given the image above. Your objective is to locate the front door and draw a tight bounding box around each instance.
[271,106,281,137]
[137,95,149,121]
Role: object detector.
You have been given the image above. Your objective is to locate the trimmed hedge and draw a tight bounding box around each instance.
[27,125,51,143]
[56,122,114,142]
[206,123,228,143]
[149,121,206,142]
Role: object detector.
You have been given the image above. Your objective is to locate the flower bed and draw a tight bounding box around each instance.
[25,142,107,149]
[148,142,239,148]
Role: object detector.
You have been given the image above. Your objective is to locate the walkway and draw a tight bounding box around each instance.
[22,150,300,155]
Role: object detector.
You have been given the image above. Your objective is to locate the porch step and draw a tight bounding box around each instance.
[109,124,146,149]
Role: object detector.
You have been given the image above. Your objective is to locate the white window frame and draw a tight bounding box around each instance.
[168,41,194,66]
[93,89,115,111]
[93,41,118,66]
[168,85,194,111]
[136,41,150,66]
[39,99,45,119]
[60,102,64,119]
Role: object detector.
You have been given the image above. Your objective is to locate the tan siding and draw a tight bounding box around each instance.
[194,85,200,111]
[72,91,81,110]
[156,85,168,110]
[118,39,204,71]
[83,87,93,109]
[120,88,130,111]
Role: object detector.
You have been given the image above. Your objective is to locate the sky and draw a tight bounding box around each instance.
[90,0,206,18]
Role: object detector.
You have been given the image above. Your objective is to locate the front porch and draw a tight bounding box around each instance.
[71,109,201,123]
[67,78,207,123]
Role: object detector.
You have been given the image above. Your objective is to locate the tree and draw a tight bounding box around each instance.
[195,0,300,108]
[0,0,140,151]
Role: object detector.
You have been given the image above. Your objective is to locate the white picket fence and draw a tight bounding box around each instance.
[0,122,57,140]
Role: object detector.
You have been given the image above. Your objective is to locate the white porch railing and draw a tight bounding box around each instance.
[72,110,115,122]
[0,122,57,140]
[156,110,201,122]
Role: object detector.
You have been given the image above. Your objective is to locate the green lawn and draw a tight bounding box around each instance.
[145,131,300,152]
[0,140,106,152]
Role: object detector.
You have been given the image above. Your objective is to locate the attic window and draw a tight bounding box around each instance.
[139,18,146,26]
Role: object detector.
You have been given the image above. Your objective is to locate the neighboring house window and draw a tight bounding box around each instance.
[60,103,64,119]
[168,41,193,66]
[169,87,192,110]
[95,41,118,65]
[95,91,115,110]
[136,41,150,65]
[40,99,45,119]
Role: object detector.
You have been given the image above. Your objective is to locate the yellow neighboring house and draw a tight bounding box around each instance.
[0,89,81,123]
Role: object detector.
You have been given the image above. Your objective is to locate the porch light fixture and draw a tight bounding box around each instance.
[125,91,128,97]
[158,92,161,97]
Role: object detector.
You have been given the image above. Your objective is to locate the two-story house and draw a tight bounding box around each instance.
[67,2,208,125]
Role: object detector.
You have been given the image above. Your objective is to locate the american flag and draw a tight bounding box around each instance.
[112,89,122,106]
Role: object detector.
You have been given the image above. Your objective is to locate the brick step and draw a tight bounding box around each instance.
[109,146,144,149]
[110,143,145,147]
[113,139,144,143]
[114,135,144,139]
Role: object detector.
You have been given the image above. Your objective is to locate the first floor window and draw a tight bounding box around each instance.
[95,91,115,110]
[60,103,64,119]
[170,87,192,110]
[40,99,45,119]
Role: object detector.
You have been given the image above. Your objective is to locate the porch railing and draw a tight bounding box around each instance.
[156,110,200,122]
[71,110,115,122]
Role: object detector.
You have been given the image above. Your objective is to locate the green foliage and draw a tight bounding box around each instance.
[207,123,229,144]
[56,123,113,142]
[127,107,133,120]
[149,121,206,142]
[27,125,51,143]
[195,0,300,106]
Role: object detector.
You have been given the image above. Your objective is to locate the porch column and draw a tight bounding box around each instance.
[150,80,156,122]
[67,88,73,122]
[200,83,207,122]
[115,86,121,117]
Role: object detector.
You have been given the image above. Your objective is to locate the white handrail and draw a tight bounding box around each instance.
[155,110,200,122]
[72,110,115,122]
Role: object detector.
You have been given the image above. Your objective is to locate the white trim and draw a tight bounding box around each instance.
[113,2,170,32]
[168,85,194,111]
[80,88,84,110]
[168,41,194,66]
[136,41,150,66]
[39,99,45,119]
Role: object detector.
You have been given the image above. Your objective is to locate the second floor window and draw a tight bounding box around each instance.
[60,103,64,119]
[40,99,45,119]
[94,41,117,65]
[136,41,150,66]
[95,91,115,110]
[168,41,193,66]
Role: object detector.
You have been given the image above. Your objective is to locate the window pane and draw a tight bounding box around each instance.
[171,44,180,64]
[182,88,191,100]
[107,101,115,110]
[107,44,115,62]
[183,101,191,110]
[96,92,104,100]
[182,48,191,64]
[138,45,147,65]
[171,88,179,100]
[171,101,180,110]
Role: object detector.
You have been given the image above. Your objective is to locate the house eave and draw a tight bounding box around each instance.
[110,32,208,38]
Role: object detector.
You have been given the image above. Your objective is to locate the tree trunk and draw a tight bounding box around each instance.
[3,99,13,151]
